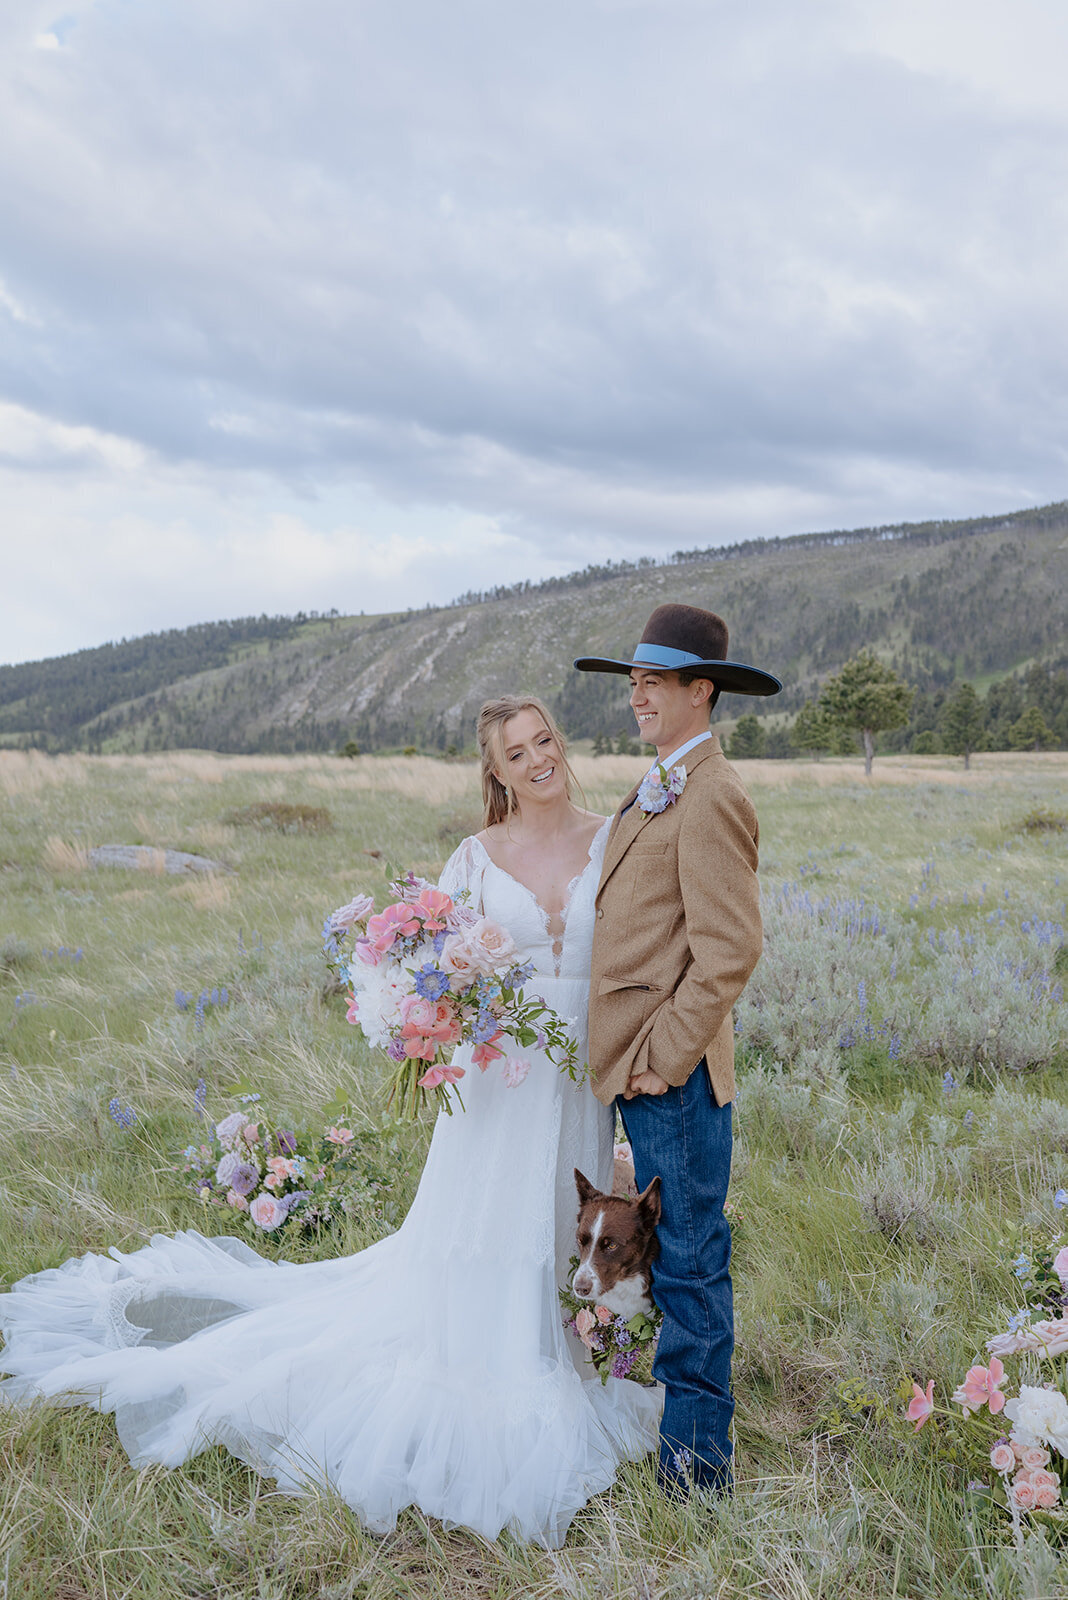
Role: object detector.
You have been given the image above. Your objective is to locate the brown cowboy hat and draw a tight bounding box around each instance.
[574,603,781,697]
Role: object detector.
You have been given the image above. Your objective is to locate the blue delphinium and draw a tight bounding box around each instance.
[107,1097,137,1130]
[1055,1188,1068,1210]
[472,1010,499,1044]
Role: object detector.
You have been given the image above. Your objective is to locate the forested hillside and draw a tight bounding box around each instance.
[3,502,1067,754]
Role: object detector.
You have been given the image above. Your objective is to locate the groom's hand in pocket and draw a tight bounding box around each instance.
[623,1068,670,1099]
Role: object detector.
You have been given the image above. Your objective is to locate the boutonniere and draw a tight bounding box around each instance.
[636,763,687,814]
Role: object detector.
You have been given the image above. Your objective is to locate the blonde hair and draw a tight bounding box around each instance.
[477,695,577,827]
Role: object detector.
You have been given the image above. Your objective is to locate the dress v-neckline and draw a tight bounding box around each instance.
[471,819,610,973]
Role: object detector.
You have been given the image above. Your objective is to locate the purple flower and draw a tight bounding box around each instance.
[282,1190,311,1214]
[386,1038,408,1062]
[277,1130,298,1154]
[107,1097,137,1129]
[228,1162,259,1197]
[611,1351,638,1379]
[194,1078,207,1117]
[473,1010,499,1044]
[414,963,450,1001]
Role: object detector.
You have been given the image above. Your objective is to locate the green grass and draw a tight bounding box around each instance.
[1,749,1067,1598]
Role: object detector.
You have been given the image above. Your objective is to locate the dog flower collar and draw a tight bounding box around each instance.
[636,763,687,814]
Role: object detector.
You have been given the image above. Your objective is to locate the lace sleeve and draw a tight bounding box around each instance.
[438,836,486,908]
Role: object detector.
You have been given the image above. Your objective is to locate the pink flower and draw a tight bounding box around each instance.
[366,902,421,953]
[249,1193,287,1231]
[400,994,437,1031]
[613,1141,633,1164]
[213,1111,247,1148]
[907,1379,935,1431]
[990,1442,1016,1474]
[404,1034,440,1061]
[326,1126,355,1145]
[264,1172,284,1190]
[502,1056,531,1088]
[468,917,518,970]
[595,1306,613,1325]
[241,1122,260,1146]
[1011,1476,1038,1512]
[952,1358,1006,1416]
[346,993,359,1023]
[1030,1467,1060,1491]
[226,1189,250,1212]
[1053,1246,1068,1284]
[439,935,483,984]
[412,887,453,933]
[328,892,375,932]
[574,1308,597,1347]
[352,938,383,967]
[1021,1445,1051,1471]
[472,1035,506,1071]
[1036,1483,1061,1509]
[417,1061,465,1090]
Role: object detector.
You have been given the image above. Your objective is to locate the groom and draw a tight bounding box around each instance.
[575,604,781,1494]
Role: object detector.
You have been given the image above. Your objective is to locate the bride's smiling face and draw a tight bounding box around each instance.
[497,709,565,804]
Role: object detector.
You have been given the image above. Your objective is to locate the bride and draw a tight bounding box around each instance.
[0,695,662,1548]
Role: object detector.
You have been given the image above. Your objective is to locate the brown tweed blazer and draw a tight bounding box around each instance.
[587,735,762,1107]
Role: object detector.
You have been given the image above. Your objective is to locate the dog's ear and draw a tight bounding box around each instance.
[636,1175,662,1227]
[574,1168,599,1207]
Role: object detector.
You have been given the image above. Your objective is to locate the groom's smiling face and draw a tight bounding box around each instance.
[628,669,714,759]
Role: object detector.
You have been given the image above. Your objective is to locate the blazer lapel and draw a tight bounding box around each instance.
[597,736,722,894]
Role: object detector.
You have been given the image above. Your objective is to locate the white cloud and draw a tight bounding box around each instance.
[0,0,1066,664]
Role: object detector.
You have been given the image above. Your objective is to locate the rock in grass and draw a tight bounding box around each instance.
[88,845,234,875]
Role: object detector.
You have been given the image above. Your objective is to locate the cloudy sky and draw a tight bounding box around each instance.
[3,0,1068,664]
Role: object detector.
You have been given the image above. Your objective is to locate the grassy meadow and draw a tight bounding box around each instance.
[1,746,1067,1600]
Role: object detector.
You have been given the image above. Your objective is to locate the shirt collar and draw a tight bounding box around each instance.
[648,730,712,774]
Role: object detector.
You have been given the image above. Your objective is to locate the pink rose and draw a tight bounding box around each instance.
[468,917,518,971]
[213,1111,246,1148]
[1021,1445,1051,1471]
[439,935,483,985]
[328,893,375,932]
[1036,1484,1061,1509]
[263,1172,284,1191]
[249,1193,287,1230]
[1011,1476,1038,1512]
[1030,1467,1060,1492]
[1031,1319,1068,1357]
[595,1306,613,1325]
[1053,1246,1068,1284]
[226,1189,250,1212]
[241,1122,260,1146]
[326,1126,355,1145]
[990,1443,1016,1474]
[574,1308,596,1347]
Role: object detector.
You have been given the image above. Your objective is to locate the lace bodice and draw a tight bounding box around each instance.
[439,819,611,980]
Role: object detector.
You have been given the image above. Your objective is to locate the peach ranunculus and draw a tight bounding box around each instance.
[249,1193,287,1231]
[990,1442,1016,1474]
[326,1126,355,1145]
[399,994,438,1033]
[412,887,453,933]
[595,1306,613,1325]
[952,1358,1006,1416]
[907,1379,935,1431]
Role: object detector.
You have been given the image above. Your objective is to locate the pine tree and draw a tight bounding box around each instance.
[940,683,984,770]
[727,714,766,759]
[819,650,914,777]
[1008,706,1054,751]
[792,699,838,761]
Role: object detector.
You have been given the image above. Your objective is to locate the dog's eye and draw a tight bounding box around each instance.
[600,1239,616,1252]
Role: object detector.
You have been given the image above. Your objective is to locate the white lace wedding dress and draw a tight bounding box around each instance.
[0,822,662,1548]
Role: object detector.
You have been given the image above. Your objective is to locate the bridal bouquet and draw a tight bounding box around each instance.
[324,872,580,1118]
[903,1218,1068,1539]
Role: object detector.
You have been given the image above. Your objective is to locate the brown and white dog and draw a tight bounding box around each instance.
[571,1167,661,1319]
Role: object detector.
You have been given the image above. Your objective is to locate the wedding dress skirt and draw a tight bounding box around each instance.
[0,827,662,1548]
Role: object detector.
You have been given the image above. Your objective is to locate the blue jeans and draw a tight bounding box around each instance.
[618,1064,734,1492]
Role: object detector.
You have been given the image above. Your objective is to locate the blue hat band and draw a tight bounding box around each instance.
[631,642,708,670]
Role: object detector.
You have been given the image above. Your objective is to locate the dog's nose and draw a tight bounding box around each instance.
[572,1270,593,1298]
